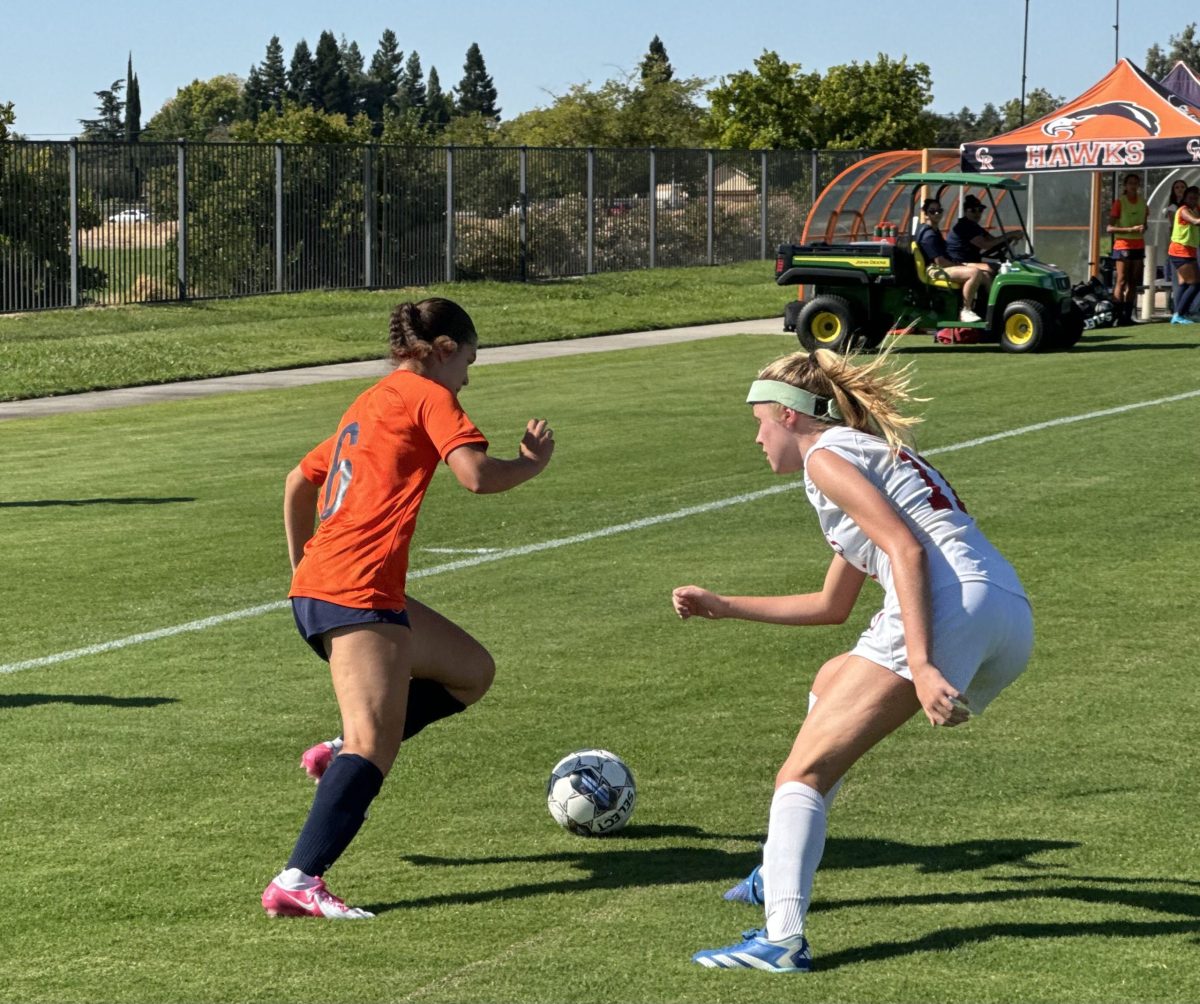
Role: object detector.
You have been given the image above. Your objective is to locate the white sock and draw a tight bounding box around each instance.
[763,781,826,942]
[274,867,317,889]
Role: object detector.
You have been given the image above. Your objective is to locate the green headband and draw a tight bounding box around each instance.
[746,379,843,421]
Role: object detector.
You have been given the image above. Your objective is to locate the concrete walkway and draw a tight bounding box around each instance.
[0,317,785,421]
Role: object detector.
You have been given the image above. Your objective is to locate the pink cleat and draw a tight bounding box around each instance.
[262,868,373,919]
[300,736,343,782]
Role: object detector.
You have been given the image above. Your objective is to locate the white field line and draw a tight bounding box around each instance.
[3,388,1198,677]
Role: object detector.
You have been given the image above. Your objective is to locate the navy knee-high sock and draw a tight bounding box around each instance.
[1176,283,1200,316]
[286,753,384,877]
[403,679,467,740]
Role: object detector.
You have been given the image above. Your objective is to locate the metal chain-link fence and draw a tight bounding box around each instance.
[0,140,857,313]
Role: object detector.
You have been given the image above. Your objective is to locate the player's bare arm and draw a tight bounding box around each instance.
[446,419,555,494]
[673,556,866,625]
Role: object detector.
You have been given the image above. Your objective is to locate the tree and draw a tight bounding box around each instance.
[312,30,352,117]
[261,36,289,113]
[124,55,141,143]
[0,101,14,141]
[706,51,821,148]
[1145,23,1200,79]
[424,67,453,130]
[241,65,268,122]
[340,36,367,119]
[230,101,372,143]
[503,81,625,147]
[456,42,499,121]
[365,29,403,124]
[639,35,673,84]
[289,40,317,107]
[810,54,934,150]
[397,51,426,114]
[79,79,125,140]
[142,75,243,141]
[999,87,1061,131]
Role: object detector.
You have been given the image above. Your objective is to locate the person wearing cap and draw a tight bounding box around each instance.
[948,194,1024,266]
[675,347,1033,974]
[914,198,993,323]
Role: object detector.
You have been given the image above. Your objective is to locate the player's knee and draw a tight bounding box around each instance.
[459,648,496,705]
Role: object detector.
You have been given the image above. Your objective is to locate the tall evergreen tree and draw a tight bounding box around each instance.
[79,79,124,139]
[639,35,673,84]
[397,51,427,114]
[124,55,141,142]
[340,36,367,119]
[455,42,499,121]
[241,65,268,121]
[289,39,317,107]
[313,30,352,116]
[261,35,288,113]
[424,67,453,129]
[365,29,403,124]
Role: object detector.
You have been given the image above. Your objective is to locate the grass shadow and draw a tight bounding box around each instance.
[0,496,196,509]
[0,693,179,709]
[366,834,1077,915]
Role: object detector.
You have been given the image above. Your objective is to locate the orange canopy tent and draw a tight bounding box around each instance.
[961,59,1200,174]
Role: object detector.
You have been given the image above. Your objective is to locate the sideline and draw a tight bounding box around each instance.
[4,387,1197,676]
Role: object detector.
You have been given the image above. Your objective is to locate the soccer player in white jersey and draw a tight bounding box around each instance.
[672,348,1033,973]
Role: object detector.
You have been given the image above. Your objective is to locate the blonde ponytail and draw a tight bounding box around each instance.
[756,347,925,452]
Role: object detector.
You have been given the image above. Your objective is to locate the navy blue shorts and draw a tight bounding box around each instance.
[1169,254,1197,270]
[1111,248,1144,261]
[291,597,411,662]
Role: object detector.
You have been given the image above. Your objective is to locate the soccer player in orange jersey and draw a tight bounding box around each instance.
[262,298,554,920]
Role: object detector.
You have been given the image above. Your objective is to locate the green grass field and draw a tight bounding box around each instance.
[1,318,1198,1003]
[0,261,788,401]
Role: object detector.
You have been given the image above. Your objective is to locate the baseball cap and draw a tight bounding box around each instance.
[963,194,986,211]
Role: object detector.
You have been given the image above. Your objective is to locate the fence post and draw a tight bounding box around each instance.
[176,139,188,301]
[648,147,657,269]
[810,149,819,210]
[760,150,769,260]
[706,150,715,266]
[274,141,284,293]
[69,139,79,308]
[363,145,376,289]
[445,146,455,283]
[519,146,528,282]
[586,147,595,275]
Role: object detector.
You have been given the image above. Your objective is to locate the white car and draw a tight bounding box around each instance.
[108,208,149,224]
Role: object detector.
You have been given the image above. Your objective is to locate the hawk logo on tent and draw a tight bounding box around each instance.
[1042,101,1159,139]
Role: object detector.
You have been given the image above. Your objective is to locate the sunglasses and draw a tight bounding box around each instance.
[927,208,944,215]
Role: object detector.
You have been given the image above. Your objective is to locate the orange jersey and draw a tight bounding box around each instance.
[290,369,487,608]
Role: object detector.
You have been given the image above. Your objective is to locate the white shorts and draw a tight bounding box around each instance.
[851,581,1033,713]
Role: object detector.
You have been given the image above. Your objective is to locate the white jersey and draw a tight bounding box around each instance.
[803,426,1026,605]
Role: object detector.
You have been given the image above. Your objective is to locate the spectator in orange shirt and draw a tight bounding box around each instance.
[261,297,555,920]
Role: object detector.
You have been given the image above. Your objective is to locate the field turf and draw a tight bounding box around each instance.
[1,321,1197,1003]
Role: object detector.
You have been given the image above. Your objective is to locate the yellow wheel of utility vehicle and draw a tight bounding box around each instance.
[1000,299,1050,353]
[796,295,860,353]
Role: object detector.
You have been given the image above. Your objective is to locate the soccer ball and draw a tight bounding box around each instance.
[546,748,636,836]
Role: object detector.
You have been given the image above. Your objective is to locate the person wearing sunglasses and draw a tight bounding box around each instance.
[915,198,993,323]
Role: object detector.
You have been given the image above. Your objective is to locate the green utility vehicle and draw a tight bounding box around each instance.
[777,172,1083,353]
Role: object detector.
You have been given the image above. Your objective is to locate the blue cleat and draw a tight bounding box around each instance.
[692,928,812,972]
[1170,314,1196,324]
[722,864,765,905]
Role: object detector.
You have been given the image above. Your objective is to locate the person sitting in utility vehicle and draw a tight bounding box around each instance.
[948,194,1023,267]
[915,198,993,323]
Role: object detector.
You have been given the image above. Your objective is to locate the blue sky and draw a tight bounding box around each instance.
[1,0,1190,138]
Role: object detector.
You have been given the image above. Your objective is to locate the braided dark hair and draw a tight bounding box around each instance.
[388,298,477,363]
